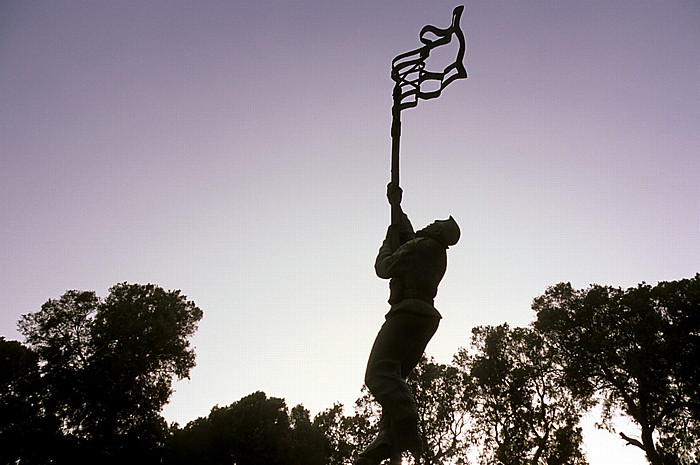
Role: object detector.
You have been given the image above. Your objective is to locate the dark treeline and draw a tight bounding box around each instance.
[1,277,698,465]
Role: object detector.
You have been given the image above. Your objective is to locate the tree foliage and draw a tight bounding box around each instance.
[313,401,377,465]
[16,283,203,463]
[533,275,700,465]
[0,337,63,464]
[5,275,698,465]
[18,290,99,433]
[408,356,473,465]
[456,324,589,465]
[166,391,328,465]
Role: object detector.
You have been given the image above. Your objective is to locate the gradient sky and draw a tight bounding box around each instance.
[2,1,698,463]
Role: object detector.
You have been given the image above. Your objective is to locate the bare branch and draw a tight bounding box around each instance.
[619,432,645,451]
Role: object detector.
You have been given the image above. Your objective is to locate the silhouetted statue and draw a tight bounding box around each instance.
[357,6,467,463]
[355,183,460,465]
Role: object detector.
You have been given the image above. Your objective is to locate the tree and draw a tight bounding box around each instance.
[86,283,202,454]
[0,337,63,465]
[533,275,700,465]
[18,283,203,462]
[313,404,350,465]
[288,404,327,465]
[407,356,473,465]
[18,290,99,434]
[455,324,589,465]
[178,391,291,465]
[313,399,379,465]
[167,391,327,465]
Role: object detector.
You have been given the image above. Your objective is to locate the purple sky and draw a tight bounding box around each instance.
[1,2,698,462]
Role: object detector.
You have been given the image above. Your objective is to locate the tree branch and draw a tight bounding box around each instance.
[619,432,644,451]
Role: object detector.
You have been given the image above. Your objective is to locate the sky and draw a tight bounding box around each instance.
[1,1,699,463]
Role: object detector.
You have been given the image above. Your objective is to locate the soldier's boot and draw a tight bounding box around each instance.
[354,429,393,465]
[391,415,423,462]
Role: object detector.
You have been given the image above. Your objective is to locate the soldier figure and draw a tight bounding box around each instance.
[355,183,460,465]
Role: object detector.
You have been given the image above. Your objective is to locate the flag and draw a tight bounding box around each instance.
[391,5,467,112]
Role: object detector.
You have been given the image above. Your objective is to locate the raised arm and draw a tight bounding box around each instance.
[376,183,415,278]
[386,182,414,246]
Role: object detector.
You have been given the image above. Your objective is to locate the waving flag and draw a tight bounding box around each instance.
[391,5,467,113]
[388,6,468,227]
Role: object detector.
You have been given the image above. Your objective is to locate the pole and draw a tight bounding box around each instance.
[390,103,401,227]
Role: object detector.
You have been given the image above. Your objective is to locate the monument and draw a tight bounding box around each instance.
[354,6,468,465]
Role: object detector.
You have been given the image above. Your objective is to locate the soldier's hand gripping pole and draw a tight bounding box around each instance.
[386,180,403,251]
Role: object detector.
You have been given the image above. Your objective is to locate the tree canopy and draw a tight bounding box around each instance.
[167,391,328,465]
[2,275,698,465]
[456,324,590,465]
[15,283,203,463]
[533,275,700,465]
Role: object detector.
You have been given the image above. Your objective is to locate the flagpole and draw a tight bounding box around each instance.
[390,97,402,227]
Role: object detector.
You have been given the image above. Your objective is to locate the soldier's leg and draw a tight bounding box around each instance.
[356,318,405,464]
[396,315,438,463]
[363,314,439,458]
[400,316,440,378]
[364,315,419,421]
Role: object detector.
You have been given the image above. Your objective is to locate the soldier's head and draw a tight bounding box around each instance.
[417,216,460,248]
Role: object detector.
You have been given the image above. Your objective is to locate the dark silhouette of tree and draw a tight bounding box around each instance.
[166,391,327,465]
[313,403,348,464]
[18,283,203,463]
[455,324,590,465]
[313,399,379,465]
[86,283,202,458]
[289,404,328,465]
[407,356,473,465]
[533,275,700,465]
[12,276,697,464]
[18,290,99,435]
[0,337,63,464]
[313,403,352,465]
